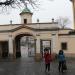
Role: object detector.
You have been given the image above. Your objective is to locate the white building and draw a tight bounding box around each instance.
[0,5,75,61]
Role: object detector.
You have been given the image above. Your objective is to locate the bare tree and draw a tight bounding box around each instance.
[0,0,54,13]
[56,17,70,28]
[0,0,38,7]
[0,0,39,13]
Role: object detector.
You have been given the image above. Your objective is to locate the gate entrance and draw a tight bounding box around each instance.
[40,40,51,57]
[20,36,36,58]
[15,34,36,58]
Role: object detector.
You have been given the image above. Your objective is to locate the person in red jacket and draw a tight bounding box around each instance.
[44,48,52,72]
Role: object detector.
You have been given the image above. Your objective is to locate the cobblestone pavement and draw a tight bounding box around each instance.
[0,57,75,75]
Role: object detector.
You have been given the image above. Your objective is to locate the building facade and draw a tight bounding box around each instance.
[0,5,75,61]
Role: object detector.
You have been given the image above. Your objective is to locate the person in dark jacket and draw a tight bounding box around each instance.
[44,48,52,72]
[58,50,65,72]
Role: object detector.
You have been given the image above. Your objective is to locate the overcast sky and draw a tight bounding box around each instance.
[0,0,74,28]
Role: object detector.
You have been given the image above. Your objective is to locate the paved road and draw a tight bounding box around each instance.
[0,57,75,75]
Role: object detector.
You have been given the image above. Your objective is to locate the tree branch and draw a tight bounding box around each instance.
[0,0,14,6]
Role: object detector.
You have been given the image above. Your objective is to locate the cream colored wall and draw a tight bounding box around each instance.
[0,27,36,41]
[36,31,59,53]
[35,31,52,53]
[20,14,32,24]
[0,23,59,31]
[58,36,75,56]
[26,23,59,29]
[0,25,21,30]
[38,32,52,40]
[58,29,72,34]
[52,33,59,53]
[0,24,75,57]
[12,28,36,39]
[0,33,9,41]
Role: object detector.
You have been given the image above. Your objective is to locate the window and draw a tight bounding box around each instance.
[24,19,27,24]
[61,42,67,50]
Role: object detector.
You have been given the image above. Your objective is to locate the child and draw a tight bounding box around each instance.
[58,50,66,73]
[44,48,52,72]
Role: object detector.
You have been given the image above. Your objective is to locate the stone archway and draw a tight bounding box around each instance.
[14,33,36,58]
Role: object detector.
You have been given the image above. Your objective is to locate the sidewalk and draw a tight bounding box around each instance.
[0,57,75,75]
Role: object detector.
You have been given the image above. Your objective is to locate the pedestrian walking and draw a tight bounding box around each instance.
[58,50,67,73]
[44,48,52,73]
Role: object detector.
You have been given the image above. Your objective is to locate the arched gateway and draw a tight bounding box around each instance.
[9,26,38,59]
[14,33,36,58]
[0,25,52,61]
